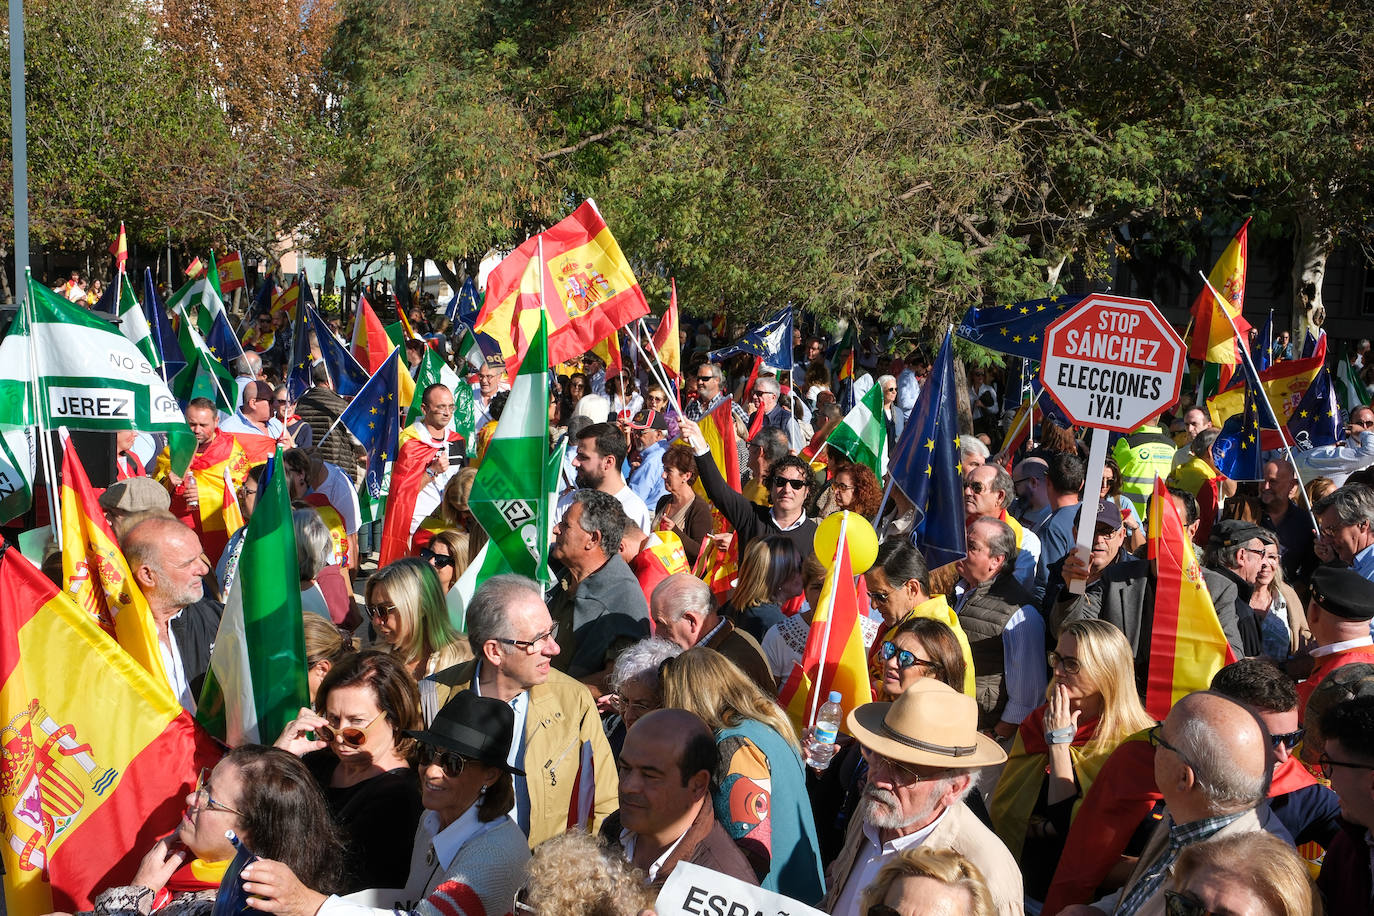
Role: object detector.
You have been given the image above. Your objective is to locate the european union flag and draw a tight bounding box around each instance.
[446,276,481,326]
[1287,366,1342,451]
[307,303,370,397]
[206,308,246,369]
[709,308,793,373]
[142,268,185,383]
[1212,353,1282,481]
[1254,311,1273,371]
[249,275,276,319]
[339,347,403,508]
[287,273,314,400]
[889,330,966,567]
[955,294,1085,360]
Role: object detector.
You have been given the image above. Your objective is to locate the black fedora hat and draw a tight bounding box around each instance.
[404,690,525,775]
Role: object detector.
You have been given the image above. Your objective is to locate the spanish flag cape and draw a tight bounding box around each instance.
[379,423,463,567]
[867,594,976,698]
[988,706,1108,862]
[154,432,250,564]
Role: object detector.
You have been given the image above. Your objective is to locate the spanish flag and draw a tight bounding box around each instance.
[779,512,872,735]
[651,280,681,381]
[218,251,246,293]
[0,539,222,915]
[476,200,650,373]
[693,395,741,499]
[1145,476,1236,719]
[351,294,392,375]
[108,222,127,269]
[271,279,300,320]
[591,329,623,377]
[1189,219,1251,396]
[58,433,171,700]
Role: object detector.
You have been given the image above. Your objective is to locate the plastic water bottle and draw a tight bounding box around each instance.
[804,691,844,770]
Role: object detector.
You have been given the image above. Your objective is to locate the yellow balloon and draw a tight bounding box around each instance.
[813,510,879,574]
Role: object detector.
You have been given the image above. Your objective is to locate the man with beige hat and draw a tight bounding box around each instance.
[822,679,1024,916]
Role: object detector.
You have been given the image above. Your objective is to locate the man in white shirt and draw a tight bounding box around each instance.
[555,421,652,531]
[472,360,509,430]
[218,381,291,444]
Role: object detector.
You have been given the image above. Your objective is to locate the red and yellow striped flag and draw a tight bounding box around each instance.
[218,251,246,293]
[58,434,171,698]
[271,279,300,319]
[1145,475,1236,719]
[693,396,741,500]
[651,280,681,381]
[351,294,392,374]
[0,539,222,916]
[591,329,623,377]
[108,222,127,269]
[1189,219,1251,396]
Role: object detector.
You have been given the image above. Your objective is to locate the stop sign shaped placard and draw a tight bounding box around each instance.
[1040,293,1185,433]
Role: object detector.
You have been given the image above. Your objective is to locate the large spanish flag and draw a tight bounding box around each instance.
[476,200,650,373]
[0,539,222,916]
[351,295,393,374]
[58,433,171,700]
[218,251,246,293]
[1189,219,1252,395]
[651,280,681,382]
[1144,476,1236,719]
[693,396,741,499]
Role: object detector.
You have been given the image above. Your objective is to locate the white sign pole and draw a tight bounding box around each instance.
[1068,427,1109,595]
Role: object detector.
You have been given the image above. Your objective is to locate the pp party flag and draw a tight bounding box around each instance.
[1144,476,1236,719]
[0,537,222,916]
[651,280,681,381]
[58,432,170,698]
[218,251,246,293]
[1188,219,1252,396]
[779,512,872,735]
[339,346,405,519]
[109,221,128,268]
[468,313,558,585]
[955,293,1086,360]
[351,294,393,374]
[478,200,651,373]
[197,450,308,744]
[445,275,482,326]
[307,303,370,398]
[1254,310,1273,371]
[1287,366,1342,451]
[824,379,888,479]
[888,329,966,568]
[708,307,794,374]
[0,274,190,435]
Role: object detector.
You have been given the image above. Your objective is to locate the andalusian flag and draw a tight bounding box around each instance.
[171,316,238,413]
[651,279,681,381]
[1144,476,1236,719]
[824,380,888,478]
[1336,358,1370,413]
[115,270,159,371]
[405,347,467,438]
[198,452,309,744]
[0,426,34,525]
[167,254,229,340]
[477,200,650,373]
[468,313,557,585]
[0,539,221,915]
[1189,219,1252,397]
[0,275,189,434]
[778,512,872,735]
[58,433,171,698]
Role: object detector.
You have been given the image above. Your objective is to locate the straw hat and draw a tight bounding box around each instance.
[847,679,1007,768]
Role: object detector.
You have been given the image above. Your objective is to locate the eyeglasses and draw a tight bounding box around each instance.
[1148,725,1194,768]
[1047,651,1082,675]
[193,767,242,816]
[1318,752,1374,780]
[494,623,559,654]
[1270,728,1305,750]
[832,482,854,492]
[767,476,807,491]
[859,745,927,785]
[1163,891,1215,916]
[272,398,289,406]
[418,743,470,778]
[612,695,656,717]
[513,887,538,916]
[695,375,715,382]
[1241,547,1281,563]
[880,640,942,674]
[367,603,398,621]
[419,547,455,570]
[317,711,384,748]
[868,589,893,605]
[963,480,987,494]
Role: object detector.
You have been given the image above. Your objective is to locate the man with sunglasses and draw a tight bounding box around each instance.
[680,418,817,556]
[1295,564,1374,716]
[1316,695,1374,913]
[747,375,805,453]
[425,574,618,849]
[1060,692,1282,916]
[219,380,292,445]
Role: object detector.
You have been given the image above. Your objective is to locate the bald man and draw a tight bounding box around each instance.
[1062,691,1290,916]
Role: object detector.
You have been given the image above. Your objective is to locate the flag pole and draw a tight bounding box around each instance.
[1200,270,1321,533]
[806,510,849,735]
[23,272,62,549]
[629,318,685,418]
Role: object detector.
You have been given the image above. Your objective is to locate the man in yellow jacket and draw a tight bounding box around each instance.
[423,574,619,848]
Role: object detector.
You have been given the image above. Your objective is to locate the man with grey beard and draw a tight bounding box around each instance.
[821,680,1025,916]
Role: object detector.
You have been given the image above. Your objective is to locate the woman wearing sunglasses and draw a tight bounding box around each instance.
[988,619,1154,906]
[419,529,472,629]
[274,651,425,892]
[878,617,967,699]
[366,558,471,680]
[244,691,530,916]
[89,746,346,916]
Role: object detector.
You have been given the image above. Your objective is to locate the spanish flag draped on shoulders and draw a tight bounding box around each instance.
[379,421,465,566]
[154,425,250,566]
[868,594,977,698]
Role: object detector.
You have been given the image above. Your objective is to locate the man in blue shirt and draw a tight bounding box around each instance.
[627,409,669,509]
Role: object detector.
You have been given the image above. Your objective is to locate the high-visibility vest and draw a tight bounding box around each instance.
[1112,425,1176,521]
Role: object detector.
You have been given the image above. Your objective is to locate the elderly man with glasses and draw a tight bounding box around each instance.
[746,375,805,453]
[424,574,618,849]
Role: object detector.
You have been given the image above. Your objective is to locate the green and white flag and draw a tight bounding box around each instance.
[1336,359,1370,413]
[0,274,189,432]
[0,426,35,525]
[825,378,889,479]
[171,317,237,413]
[404,347,472,442]
[166,253,228,339]
[198,449,309,745]
[468,313,556,585]
[115,270,161,371]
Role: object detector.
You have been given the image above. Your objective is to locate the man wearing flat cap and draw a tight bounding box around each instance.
[821,680,1024,916]
[1296,565,1374,716]
[1201,518,1274,657]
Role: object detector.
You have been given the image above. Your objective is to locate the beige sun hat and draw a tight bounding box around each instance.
[847,678,1008,768]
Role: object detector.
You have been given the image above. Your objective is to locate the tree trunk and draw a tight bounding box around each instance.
[432,259,461,293]
[393,249,410,312]
[324,253,338,298]
[1292,209,1333,342]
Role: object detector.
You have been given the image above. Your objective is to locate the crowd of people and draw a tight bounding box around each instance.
[49,302,1374,916]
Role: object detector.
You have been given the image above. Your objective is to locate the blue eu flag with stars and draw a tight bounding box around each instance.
[956,294,1085,360]
[708,308,793,373]
[1287,366,1342,451]
[1212,351,1283,481]
[889,329,966,567]
[339,347,403,511]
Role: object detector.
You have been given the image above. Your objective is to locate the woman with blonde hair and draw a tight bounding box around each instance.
[723,536,802,641]
[858,846,995,916]
[1245,528,1313,661]
[658,647,824,905]
[1168,831,1322,916]
[365,558,471,679]
[521,831,654,916]
[302,614,355,704]
[989,618,1155,904]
